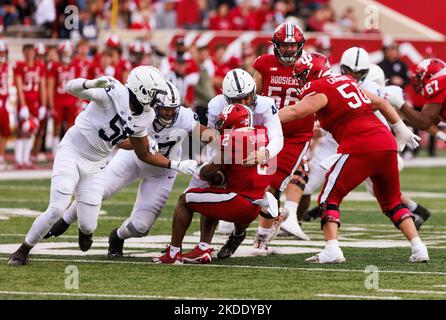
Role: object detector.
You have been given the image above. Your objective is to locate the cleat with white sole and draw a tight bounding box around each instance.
[305,246,346,264]
[280,210,310,241]
[409,245,429,263]
[252,232,269,256]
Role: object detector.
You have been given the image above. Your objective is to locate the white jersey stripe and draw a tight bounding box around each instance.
[319,154,350,203]
[185,192,238,204]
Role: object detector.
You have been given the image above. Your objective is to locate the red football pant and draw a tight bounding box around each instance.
[318,151,411,225]
[185,187,261,225]
[0,98,10,137]
[269,140,310,191]
[53,102,79,127]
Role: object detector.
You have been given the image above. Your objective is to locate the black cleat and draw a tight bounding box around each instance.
[8,243,31,266]
[107,228,124,258]
[78,229,93,252]
[413,204,431,230]
[217,231,246,260]
[302,206,320,222]
[44,218,70,239]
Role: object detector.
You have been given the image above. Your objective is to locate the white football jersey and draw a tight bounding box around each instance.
[148,106,199,161]
[63,80,153,161]
[207,94,283,158]
[361,79,389,129]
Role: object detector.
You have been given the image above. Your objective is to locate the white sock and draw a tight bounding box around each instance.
[407,200,418,212]
[169,245,181,258]
[257,226,271,236]
[410,236,423,247]
[198,242,209,250]
[326,239,339,247]
[23,138,33,164]
[15,139,24,164]
[284,200,298,216]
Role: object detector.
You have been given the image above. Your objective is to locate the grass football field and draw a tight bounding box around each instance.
[0,166,445,300]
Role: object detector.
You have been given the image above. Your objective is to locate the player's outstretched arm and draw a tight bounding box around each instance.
[279,93,328,123]
[65,76,115,103]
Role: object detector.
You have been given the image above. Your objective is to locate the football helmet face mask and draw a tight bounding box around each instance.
[222,68,257,108]
[293,52,331,86]
[272,22,305,64]
[413,58,446,93]
[218,103,254,132]
[153,80,181,131]
[340,47,371,83]
[125,66,169,114]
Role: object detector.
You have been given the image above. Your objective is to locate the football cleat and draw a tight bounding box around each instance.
[153,246,183,264]
[217,230,246,259]
[409,245,429,263]
[305,246,346,264]
[107,228,124,258]
[78,229,93,252]
[412,204,431,230]
[280,209,310,241]
[302,206,320,222]
[252,232,269,256]
[44,218,70,239]
[183,245,214,264]
[8,243,31,266]
[265,208,289,244]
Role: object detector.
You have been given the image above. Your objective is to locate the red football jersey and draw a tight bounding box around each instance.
[48,62,80,105]
[0,63,8,99]
[221,126,271,199]
[421,74,446,120]
[299,74,397,154]
[13,61,45,103]
[253,54,314,142]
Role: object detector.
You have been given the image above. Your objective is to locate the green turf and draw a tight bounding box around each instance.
[0,167,445,300]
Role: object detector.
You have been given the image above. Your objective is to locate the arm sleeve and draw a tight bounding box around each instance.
[263,108,284,158]
[65,78,109,106]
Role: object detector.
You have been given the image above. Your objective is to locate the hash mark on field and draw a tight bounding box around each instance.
[1,257,445,276]
[0,290,229,300]
[378,289,446,295]
[316,293,401,300]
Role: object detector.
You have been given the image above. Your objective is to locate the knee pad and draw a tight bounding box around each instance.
[289,164,310,191]
[127,220,149,237]
[384,203,414,229]
[52,175,76,196]
[77,202,99,235]
[319,202,341,229]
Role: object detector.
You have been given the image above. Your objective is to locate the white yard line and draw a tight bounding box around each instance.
[0,290,226,300]
[316,293,401,300]
[1,257,446,276]
[378,289,446,295]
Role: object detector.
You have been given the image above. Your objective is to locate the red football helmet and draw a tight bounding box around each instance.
[218,103,254,132]
[272,22,305,64]
[34,42,46,56]
[106,34,121,48]
[58,40,73,64]
[293,52,331,86]
[129,40,143,54]
[413,58,446,93]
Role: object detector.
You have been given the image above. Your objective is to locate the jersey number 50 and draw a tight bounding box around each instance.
[337,82,371,109]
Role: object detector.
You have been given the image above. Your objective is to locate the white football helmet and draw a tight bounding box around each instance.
[125,66,168,112]
[366,64,386,87]
[153,80,181,130]
[222,68,257,108]
[340,47,370,83]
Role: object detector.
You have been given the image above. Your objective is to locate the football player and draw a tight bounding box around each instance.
[13,44,47,169]
[44,81,205,256]
[8,67,198,266]
[47,40,81,156]
[299,48,432,229]
[392,58,446,133]
[250,21,311,246]
[185,68,284,259]
[280,52,428,263]
[154,104,275,264]
[0,40,10,171]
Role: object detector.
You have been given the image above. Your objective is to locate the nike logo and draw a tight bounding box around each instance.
[270,67,278,71]
[168,176,175,179]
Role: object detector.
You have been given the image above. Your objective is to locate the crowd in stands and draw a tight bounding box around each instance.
[0,0,375,38]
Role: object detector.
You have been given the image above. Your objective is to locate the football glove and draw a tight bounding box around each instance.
[148,138,159,155]
[84,76,116,89]
[436,130,446,142]
[383,85,405,109]
[391,120,421,151]
[169,160,198,175]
